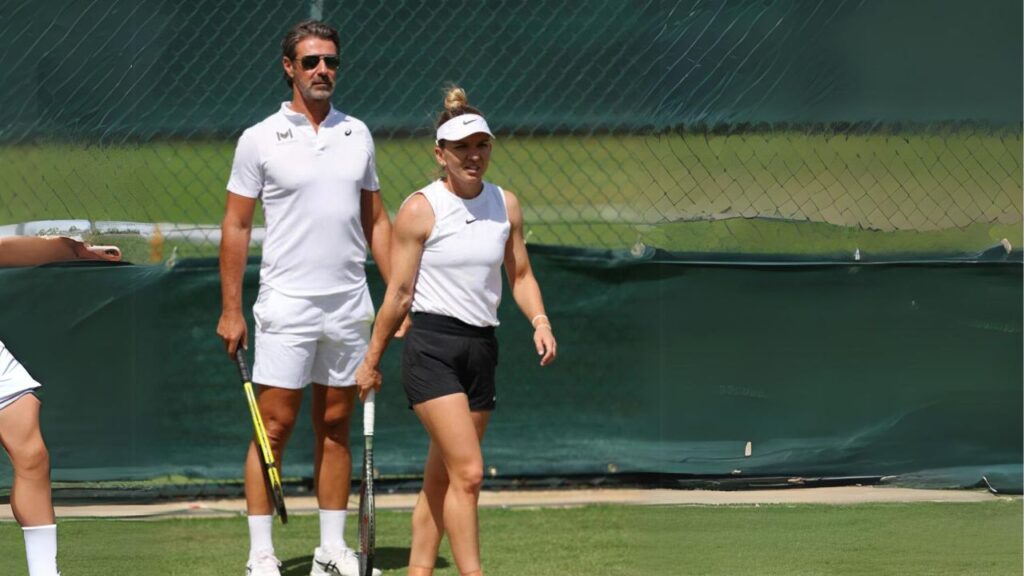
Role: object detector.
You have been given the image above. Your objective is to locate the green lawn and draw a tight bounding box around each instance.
[1,501,1021,575]
[1,132,1020,255]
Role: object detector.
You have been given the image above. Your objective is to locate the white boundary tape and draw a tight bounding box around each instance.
[0,220,267,245]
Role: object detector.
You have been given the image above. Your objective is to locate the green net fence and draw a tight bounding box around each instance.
[1,0,1021,260]
[1,254,1020,491]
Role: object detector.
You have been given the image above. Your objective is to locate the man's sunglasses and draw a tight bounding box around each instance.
[297,54,340,71]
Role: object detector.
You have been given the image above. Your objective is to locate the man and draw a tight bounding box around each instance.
[217,20,388,576]
[1,234,122,576]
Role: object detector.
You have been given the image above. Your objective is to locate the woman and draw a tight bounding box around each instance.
[0,235,121,576]
[354,87,557,576]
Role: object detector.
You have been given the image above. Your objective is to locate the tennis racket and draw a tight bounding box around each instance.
[234,348,288,524]
[358,390,376,576]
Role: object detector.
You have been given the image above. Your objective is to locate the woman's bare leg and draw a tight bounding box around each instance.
[410,394,490,576]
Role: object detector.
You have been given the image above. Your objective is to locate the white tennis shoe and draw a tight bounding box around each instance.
[309,546,380,576]
[246,550,282,576]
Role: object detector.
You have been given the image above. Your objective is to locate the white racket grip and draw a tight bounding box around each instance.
[364,390,376,436]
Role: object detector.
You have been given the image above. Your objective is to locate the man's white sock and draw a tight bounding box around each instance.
[248,515,274,556]
[319,509,348,552]
[23,524,58,576]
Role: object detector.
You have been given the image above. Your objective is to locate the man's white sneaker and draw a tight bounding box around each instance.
[246,550,282,576]
[309,546,381,576]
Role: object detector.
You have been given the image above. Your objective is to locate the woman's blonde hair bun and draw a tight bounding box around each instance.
[444,86,469,113]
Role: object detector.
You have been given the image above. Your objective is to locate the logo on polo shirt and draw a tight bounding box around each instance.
[345,129,352,136]
[276,129,293,141]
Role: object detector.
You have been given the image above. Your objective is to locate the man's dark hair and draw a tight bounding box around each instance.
[281,20,340,88]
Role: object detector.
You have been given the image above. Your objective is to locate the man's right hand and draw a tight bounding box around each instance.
[217,309,248,356]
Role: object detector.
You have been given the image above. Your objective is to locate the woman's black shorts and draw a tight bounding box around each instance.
[401,312,498,411]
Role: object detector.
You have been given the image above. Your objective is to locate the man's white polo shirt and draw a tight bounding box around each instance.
[227,103,380,297]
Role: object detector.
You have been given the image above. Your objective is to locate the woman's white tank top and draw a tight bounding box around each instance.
[408,179,511,327]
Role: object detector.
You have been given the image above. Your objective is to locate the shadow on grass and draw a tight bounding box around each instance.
[281,555,313,575]
[280,549,449,574]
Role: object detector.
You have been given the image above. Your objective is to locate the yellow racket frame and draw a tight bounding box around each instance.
[243,380,285,494]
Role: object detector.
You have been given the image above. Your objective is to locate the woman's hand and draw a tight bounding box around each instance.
[354,360,382,402]
[534,325,557,366]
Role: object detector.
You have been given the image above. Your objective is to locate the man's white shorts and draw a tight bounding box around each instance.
[0,339,41,411]
[252,285,374,389]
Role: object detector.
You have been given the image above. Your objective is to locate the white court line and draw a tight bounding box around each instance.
[0,487,1009,521]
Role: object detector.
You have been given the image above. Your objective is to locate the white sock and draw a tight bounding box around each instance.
[248,515,274,557]
[319,509,348,552]
[22,524,58,576]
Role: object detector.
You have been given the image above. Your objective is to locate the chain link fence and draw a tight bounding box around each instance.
[1,0,1020,261]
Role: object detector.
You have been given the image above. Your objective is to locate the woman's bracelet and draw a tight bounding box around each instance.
[530,314,549,327]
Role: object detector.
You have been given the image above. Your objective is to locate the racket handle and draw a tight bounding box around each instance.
[363,390,375,437]
[234,348,251,382]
